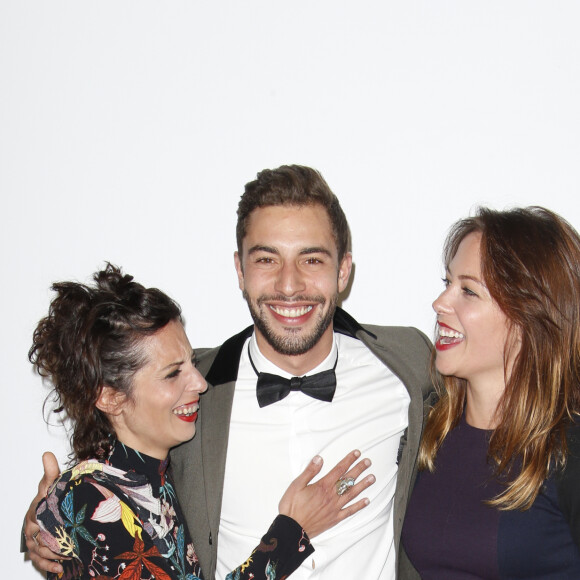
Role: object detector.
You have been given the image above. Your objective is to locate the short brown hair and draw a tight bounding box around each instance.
[236,165,351,261]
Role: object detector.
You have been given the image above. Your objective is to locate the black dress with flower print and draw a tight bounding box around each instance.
[36,443,313,580]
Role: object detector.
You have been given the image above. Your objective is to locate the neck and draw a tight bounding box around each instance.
[254,326,334,376]
[464,377,505,429]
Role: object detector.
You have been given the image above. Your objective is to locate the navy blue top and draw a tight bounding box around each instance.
[402,416,580,579]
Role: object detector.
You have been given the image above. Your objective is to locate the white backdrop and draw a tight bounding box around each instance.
[2,2,579,577]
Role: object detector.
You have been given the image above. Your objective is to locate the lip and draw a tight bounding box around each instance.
[435,322,465,351]
[176,411,198,423]
[172,400,199,423]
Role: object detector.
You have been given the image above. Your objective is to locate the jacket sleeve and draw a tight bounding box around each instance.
[226,515,314,580]
[37,479,193,579]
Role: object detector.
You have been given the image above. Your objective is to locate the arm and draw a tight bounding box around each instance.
[37,470,204,579]
[226,450,375,579]
[22,452,67,575]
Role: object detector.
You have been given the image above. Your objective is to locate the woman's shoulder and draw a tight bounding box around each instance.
[563,417,580,475]
[554,417,580,506]
[566,417,580,444]
[554,416,580,548]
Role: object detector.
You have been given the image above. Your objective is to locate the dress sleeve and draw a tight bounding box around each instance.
[37,479,183,579]
[557,422,580,550]
[226,515,314,580]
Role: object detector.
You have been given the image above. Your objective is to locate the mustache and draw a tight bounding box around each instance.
[255,294,326,305]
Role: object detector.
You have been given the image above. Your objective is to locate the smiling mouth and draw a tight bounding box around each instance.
[436,325,465,349]
[172,402,199,422]
[268,305,313,318]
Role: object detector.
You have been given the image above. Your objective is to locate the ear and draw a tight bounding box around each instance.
[96,385,127,417]
[234,251,245,292]
[337,252,353,293]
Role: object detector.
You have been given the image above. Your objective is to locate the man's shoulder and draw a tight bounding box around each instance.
[358,322,432,353]
[354,322,433,400]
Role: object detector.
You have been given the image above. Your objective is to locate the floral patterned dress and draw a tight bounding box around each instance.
[36,442,313,580]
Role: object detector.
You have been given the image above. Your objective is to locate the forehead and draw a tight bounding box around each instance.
[139,320,190,367]
[449,232,482,272]
[243,204,336,253]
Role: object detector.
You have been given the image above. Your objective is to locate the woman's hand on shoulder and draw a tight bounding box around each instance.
[24,452,67,574]
[278,449,375,539]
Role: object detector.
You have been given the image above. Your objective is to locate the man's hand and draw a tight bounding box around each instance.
[278,449,375,539]
[24,452,67,574]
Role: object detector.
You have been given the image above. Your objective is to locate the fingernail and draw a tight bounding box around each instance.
[312,455,322,464]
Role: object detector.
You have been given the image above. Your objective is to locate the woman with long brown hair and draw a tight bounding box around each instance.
[401,207,580,578]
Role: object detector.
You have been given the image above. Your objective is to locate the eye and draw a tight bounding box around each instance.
[462,286,478,297]
[305,257,323,265]
[441,277,450,287]
[165,368,182,379]
[190,354,197,368]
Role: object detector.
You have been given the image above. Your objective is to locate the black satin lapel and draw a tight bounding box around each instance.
[333,307,377,340]
[205,325,254,386]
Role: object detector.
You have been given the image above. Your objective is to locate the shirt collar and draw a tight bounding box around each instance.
[248,332,338,378]
[109,441,169,489]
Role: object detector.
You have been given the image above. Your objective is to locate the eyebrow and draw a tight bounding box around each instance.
[299,247,332,257]
[247,245,278,255]
[446,269,485,286]
[247,245,332,257]
[159,351,195,372]
[459,274,485,286]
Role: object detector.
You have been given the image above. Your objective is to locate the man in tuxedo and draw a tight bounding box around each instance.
[24,164,433,579]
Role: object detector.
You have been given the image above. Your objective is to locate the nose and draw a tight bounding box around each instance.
[432,289,453,316]
[187,366,208,395]
[274,261,306,297]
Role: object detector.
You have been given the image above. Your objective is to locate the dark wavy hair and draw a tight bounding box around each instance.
[236,164,352,261]
[419,207,580,510]
[29,264,182,461]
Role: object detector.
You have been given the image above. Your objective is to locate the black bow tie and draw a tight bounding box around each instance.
[248,346,338,408]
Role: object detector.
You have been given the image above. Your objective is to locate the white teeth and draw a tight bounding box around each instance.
[269,305,313,318]
[439,327,465,339]
[172,405,197,416]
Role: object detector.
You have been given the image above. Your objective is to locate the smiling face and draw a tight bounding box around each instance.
[432,232,513,393]
[106,320,207,459]
[234,203,352,374]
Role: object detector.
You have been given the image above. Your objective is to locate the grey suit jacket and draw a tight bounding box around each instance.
[170,308,434,579]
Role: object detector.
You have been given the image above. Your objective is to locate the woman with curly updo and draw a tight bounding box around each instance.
[402,207,580,579]
[31,264,374,580]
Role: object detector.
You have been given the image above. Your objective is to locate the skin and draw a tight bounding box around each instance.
[98,320,207,460]
[234,204,352,376]
[432,232,515,429]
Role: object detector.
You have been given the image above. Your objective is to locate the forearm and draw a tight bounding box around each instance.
[226,515,313,580]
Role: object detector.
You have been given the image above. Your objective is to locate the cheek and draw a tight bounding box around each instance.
[242,270,269,292]
[309,272,339,294]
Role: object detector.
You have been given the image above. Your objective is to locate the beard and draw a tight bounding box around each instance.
[243,291,338,356]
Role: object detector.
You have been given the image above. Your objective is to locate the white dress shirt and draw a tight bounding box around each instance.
[216,331,410,579]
